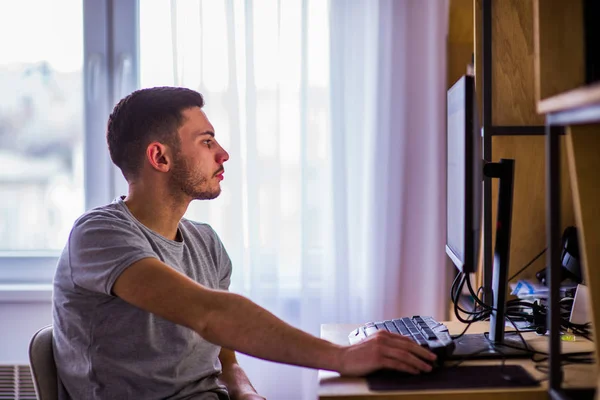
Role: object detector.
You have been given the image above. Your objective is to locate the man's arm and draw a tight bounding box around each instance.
[218,348,264,400]
[112,257,437,376]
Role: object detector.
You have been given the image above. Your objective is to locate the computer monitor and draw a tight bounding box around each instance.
[446,75,481,274]
[446,75,529,359]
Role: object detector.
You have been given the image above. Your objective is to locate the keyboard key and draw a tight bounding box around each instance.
[422,328,437,340]
[392,320,410,336]
[365,325,378,336]
[412,333,428,347]
[384,320,400,334]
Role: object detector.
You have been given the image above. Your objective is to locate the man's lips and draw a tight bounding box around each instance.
[215,169,224,180]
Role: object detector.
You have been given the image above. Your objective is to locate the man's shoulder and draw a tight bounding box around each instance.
[72,202,131,229]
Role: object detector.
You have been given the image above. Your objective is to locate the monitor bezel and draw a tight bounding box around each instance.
[445,75,475,273]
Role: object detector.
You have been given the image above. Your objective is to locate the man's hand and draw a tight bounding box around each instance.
[218,348,265,400]
[336,331,437,376]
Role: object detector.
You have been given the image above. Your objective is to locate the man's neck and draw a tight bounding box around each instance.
[123,185,189,241]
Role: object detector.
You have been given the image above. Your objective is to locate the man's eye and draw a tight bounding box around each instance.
[203,139,213,146]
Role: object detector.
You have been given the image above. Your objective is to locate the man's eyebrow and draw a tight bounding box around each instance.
[193,131,215,138]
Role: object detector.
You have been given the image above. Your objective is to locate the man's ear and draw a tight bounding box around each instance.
[146,142,171,173]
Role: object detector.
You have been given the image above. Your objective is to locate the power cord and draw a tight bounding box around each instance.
[451,273,491,326]
[508,247,547,282]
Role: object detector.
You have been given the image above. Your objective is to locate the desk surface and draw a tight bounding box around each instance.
[318,321,596,399]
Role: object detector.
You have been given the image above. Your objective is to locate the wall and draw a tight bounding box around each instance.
[0,297,52,364]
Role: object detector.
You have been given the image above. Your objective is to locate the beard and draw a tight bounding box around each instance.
[170,151,221,200]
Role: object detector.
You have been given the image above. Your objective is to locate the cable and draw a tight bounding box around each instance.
[458,274,491,318]
[450,271,463,295]
[452,274,472,323]
[508,247,547,282]
[503,297,593,339]
[465,273,495,312]
[451,273,491,324]
[504,315,531,351]
[490,333,594,364]
[451,319,474,340]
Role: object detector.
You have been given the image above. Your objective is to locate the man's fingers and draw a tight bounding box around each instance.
[375,331,437,362]
[402,341,437,362]
[383,348,433,372]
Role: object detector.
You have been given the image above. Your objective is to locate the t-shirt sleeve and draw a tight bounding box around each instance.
[209,226,232,291]
[67,214,158,296]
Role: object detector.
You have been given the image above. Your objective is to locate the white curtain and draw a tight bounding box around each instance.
[139,1,449,398]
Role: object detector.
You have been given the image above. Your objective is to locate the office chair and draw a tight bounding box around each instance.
[29,325,61,400]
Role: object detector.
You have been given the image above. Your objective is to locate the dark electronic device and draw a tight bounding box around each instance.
[536,226,583,285]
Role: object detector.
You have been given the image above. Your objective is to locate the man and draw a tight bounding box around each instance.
[52,87,436,399]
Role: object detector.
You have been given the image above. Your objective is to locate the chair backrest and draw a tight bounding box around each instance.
[29,325,59,400]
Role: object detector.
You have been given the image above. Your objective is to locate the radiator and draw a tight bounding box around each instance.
[0,365,36,400]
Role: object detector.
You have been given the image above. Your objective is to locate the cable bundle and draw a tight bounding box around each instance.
[448,270,594,377]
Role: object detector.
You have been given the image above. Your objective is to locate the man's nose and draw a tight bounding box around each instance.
[217,148,229,164]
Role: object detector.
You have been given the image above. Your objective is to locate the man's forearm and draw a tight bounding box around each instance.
[196,291,343,371]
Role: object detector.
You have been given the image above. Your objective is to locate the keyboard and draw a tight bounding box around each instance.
[348,316,456,360]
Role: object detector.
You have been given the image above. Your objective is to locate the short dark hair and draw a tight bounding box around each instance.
[106,86,205,181]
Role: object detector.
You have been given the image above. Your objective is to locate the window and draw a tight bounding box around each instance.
[0,0,331,294]
[0,0,135,283]
[0,0,85,252]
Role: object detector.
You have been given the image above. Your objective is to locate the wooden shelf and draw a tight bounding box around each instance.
[538,82,600,114]
[533,0,585,108]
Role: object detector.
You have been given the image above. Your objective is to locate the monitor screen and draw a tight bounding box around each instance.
[446,75,481,273]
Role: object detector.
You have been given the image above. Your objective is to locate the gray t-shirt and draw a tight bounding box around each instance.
[52,198,232,400]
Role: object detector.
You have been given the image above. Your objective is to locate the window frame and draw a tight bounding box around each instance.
[0,0,138,284]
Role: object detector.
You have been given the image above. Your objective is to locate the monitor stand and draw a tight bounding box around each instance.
[453,159,531,361]
[450,333,530,360]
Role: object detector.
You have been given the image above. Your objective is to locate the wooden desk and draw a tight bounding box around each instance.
[318,321,596,399]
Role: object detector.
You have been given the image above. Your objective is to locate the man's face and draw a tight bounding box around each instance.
[169,107,229,200]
